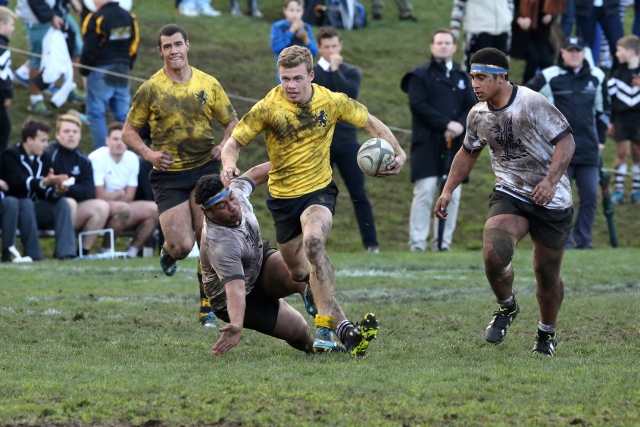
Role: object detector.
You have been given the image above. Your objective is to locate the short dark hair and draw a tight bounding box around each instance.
[194,174,225,205]
[470,48,510,72]
[107,121,124,136]
[431,28,455,44]
[317,26,340,44]
[617,35,640,56]
[21,119,51,142]
[157,24,187,48]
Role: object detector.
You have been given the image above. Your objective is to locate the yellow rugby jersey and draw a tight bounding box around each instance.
[127,67,237,171]
[232,83,368,198]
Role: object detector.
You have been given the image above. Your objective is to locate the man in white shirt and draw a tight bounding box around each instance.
[89,121,159,257]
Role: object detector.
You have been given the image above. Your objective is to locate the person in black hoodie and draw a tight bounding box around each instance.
[0,119,76,259]
[401,28,477,252]
[80,0,138,149]
[45,114,110,256]
[312,27,379,253]
[526,36,609,249]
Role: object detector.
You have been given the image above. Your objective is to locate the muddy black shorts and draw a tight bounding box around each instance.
[487,190,573,251]
[266,181,339,244]
[613,114,640,145]
[149,160,220,215]
[214,242,279,334]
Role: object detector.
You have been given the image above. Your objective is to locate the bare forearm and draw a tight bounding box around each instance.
[363,114,405,157]
[220,118,239,147]
[224,280,246,328]
[221,138,242,169]
[123,123,152,161]
[442,148,481,194]
[242,162,271,187]
[545,134,575,186]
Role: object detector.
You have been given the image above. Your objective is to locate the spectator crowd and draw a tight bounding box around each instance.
[1,0,640,261]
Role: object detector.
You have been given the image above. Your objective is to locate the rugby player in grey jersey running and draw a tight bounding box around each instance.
[435,48,576,356]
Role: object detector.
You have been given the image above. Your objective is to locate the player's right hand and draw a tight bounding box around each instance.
[212,323,243,355]
[434,192,452,220]
[148,150,174,171]
[221,166,240,188]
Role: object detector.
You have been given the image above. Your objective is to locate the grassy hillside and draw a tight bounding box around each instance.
[4,0,639,253]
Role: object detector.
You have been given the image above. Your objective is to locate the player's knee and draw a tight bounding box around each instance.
[483,229,515,275]
[165,238,194,260]
[94,200,110,221]
[303,234,326,261]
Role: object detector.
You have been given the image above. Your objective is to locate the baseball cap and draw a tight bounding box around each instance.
[563,36,586,51]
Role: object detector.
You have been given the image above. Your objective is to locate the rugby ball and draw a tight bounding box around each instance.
[357,138,395,176]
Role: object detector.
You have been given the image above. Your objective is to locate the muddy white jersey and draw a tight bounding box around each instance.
[463,85,573,209]
[200,178,263,311]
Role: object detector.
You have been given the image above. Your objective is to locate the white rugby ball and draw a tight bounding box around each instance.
[357,138,395,176]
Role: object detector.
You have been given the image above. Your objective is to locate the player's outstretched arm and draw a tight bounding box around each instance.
[212,279,246,356]
[241,162,271,187]
[362,114,407,176]
[220,137,243,188]
[122,122,174,171]
[435,147,481,219]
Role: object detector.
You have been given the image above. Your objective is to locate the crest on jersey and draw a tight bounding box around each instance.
[458,79,466,89]
[491,116,529,161]
[196,90,208,105]
[315,110,328,127]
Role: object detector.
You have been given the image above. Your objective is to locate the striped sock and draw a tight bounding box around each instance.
[632,164,640,193]
[198,260,212,316]
[615,163,627,193]
[336,320,355,344]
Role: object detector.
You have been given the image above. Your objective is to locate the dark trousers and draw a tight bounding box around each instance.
[330,143,378,249]
[463,32,510,71]
[0,102,10,152]
[635,0,640,37]
[35,198,76,259]
[1,196,43,261]
[566,165,599,249]
[576,7,624,69]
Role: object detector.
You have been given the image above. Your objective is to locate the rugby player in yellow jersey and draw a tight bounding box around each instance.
[220,45,406,353]
[122,24,239,327]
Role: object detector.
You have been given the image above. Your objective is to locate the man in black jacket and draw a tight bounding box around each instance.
[0,119,76,259]
[401,28,476,252]
[526,36,609,249]
[312,27,379,253]
[46,114,111,256]
[81,0,138,149]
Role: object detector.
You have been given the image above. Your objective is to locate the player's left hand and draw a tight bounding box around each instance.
[212,323,243,355]
[532,178,556,206]
[377,152,406,177]
[210,145,223,161]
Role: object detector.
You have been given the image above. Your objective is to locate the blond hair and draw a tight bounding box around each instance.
[0,6,17,24]
[56,114,82,132]
[277,46,313,74]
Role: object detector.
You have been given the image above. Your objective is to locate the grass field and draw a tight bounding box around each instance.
[1,250,639,426]
[1,1,640,425]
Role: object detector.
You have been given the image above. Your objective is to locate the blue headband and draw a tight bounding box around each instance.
[470,64,507,74]
[202,189,230,208]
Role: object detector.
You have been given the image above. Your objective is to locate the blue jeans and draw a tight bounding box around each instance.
[561,0,575,36]
[566,165,599,249]
[86,64,131,149]
[635,0,640,37]
[576,7,624,70]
